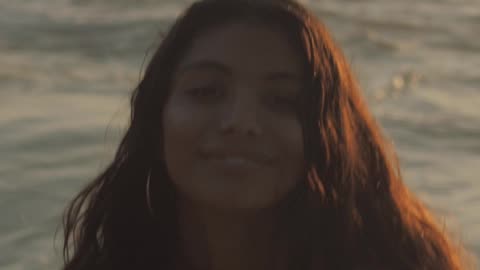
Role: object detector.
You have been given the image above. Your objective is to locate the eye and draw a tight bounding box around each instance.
[267,95,298,112]
[186,85,224,101]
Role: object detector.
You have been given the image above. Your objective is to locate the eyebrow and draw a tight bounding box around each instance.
[263,71,301,82]
[177,60,301,82]
[177,60,231,75]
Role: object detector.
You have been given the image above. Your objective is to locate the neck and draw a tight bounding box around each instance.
[174,199,290,270]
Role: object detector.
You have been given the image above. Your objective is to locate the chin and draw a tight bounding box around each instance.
[172,174,299,212]
[196,192,288,212]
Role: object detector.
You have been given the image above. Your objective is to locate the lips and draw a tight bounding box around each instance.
[208,155,263,168]
[199,147,273,166]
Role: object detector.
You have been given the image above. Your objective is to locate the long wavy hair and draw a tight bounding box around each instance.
[61,0,473,269]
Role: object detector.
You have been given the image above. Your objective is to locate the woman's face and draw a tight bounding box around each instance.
[162,22,305,211]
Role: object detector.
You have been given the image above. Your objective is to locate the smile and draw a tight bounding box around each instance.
[209,156,261,166]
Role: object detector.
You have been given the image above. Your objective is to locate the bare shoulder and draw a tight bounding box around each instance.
[353,266,390,270]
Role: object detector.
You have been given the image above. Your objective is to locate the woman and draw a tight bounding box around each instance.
[61,0,473,269]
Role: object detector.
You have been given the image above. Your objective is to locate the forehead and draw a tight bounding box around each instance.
[177,22,304,77]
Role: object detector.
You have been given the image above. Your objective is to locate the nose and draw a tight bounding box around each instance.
[219,92,262,137]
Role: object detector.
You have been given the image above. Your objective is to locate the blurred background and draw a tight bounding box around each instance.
[0,0,479,269]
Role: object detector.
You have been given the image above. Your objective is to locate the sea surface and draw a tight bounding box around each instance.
[0,0,479,269]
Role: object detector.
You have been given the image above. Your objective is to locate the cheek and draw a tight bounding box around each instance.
[242,119,304,209]
[275,121,305,188]
[162,102,204,183]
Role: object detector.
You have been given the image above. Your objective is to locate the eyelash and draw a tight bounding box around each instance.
[267,95,298,112]
[185,87,298,112]
[186,86,223,100]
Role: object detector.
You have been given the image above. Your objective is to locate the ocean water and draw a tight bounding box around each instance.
[0,0,478,269]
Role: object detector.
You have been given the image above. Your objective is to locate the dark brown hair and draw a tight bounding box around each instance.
[61,0,473,269]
